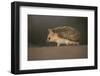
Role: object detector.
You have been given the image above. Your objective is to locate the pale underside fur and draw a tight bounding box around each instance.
[55,38,79,47]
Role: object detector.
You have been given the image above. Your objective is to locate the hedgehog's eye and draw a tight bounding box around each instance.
[48,37,51,40]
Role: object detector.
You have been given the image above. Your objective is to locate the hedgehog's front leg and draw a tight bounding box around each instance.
[57,43,60,47]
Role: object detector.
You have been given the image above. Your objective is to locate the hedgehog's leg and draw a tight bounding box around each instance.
[65,41,69,46]
[72,41,79,45]
[57,43,60,47]
[75,42,79,45]
[67,40,74,46]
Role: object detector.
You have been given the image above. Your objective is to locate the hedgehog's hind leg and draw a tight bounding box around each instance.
[75,42,79,45]
[70,41,79,45]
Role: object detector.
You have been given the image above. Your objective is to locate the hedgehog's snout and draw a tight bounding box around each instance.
[46,36,51,42]
[48,37,50,40]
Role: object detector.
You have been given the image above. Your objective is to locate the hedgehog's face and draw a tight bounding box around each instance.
[47,29,59,42]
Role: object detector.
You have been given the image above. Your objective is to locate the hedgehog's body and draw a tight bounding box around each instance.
[47,26,80,46]
[55,38,79,47]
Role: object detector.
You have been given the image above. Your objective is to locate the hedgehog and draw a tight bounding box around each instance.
[47,26,80,46]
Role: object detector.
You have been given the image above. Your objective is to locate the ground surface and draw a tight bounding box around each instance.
[28,45,87,61]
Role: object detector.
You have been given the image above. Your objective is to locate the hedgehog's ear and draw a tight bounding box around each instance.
[48,29,51,31]
[48,29,54,34]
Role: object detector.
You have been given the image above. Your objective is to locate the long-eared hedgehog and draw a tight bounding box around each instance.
[47,26,80,46]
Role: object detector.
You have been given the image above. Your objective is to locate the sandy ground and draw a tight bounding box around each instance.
[28,45,87,61]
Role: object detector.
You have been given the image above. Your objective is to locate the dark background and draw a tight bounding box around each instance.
[28,15,88,47]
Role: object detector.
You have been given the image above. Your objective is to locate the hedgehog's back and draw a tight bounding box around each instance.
[52,26,80,41]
